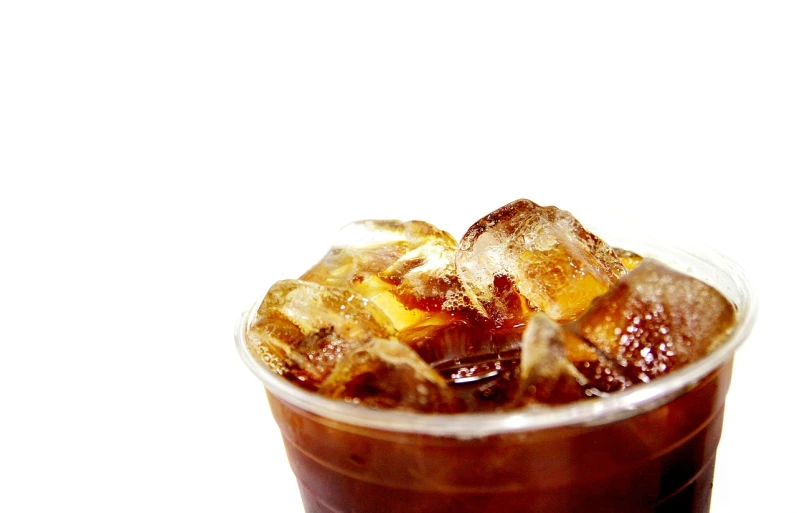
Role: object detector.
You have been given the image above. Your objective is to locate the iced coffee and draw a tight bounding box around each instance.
[236,199,754,513]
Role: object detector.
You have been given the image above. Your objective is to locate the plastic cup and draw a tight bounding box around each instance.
[235,241,756,513]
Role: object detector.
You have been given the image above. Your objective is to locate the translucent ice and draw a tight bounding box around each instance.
[248,279,396,388]
[319,338,459,413]
[456,199,627,325]
[574,260,736,382]
[301,220,468,330]
[516,313,632,404]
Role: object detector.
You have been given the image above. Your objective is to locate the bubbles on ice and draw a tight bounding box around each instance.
[574,259,736,382]
[247,279,396,388]
[301,220,469,330]
[456,199,627,325]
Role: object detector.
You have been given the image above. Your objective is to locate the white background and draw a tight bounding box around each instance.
[1,2,794,511]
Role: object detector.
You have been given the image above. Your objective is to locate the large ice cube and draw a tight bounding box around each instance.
[574,259,736,382]
[248,279,396,388]
[516,313,632,404]
[301,220,468,330]
[456,199,627,325]
[319,338,460,413]
[517,313,588,404]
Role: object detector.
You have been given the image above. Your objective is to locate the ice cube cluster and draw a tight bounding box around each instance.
[246,200,735,412]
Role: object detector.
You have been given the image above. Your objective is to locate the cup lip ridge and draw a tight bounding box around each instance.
[234,238,757,439]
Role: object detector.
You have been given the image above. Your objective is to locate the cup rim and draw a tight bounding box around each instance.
[234,239,757,438]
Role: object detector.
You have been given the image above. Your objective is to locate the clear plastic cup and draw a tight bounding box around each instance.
[235,241,756,513]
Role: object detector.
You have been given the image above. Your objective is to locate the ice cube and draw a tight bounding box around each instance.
[319,338,460,412]
[564,326,635,394]
[517,313,588,404]
[574,259,736,382]
[516,313,634,405]
[248,279,396,388]
[301,220,468,330]
[456,199,627,325]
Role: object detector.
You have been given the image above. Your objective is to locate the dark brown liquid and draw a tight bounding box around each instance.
[435,351,522,411]
[268,359,733,513]
[412,323,526,412]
